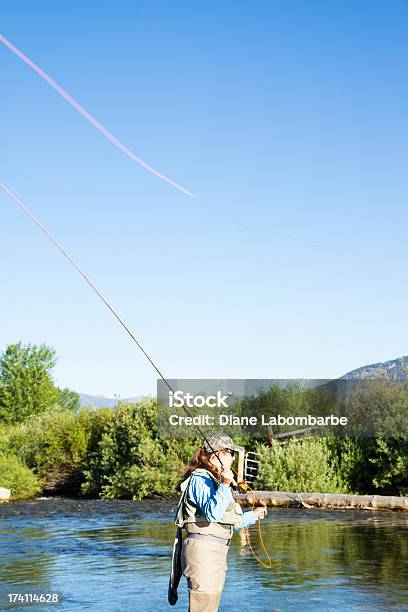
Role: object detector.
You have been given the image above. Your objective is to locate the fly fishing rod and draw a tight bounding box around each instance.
[1,181,272,565]
[0,180,249,487]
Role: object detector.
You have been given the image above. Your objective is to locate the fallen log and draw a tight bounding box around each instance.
[234,490,408,512]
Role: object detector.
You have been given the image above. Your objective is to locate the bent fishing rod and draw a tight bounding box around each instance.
[1,182,271,564]
[0,180,248,487]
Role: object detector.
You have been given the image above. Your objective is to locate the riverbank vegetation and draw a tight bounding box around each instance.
[1,343,407,501]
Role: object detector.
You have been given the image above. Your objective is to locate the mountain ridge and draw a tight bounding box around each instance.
[343,355,408,380]
[79,393,145,408]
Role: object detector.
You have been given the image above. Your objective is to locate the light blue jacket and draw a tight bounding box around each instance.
[187,471,257,529]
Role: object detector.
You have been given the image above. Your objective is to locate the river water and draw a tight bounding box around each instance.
[0,497,407,611]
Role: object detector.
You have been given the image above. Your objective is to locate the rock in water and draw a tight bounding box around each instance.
[0,487,11,502]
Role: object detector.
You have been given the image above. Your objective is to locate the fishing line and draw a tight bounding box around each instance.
[243,482,272,568]
[0,33,195,199]
[195,199,384,266]
[2,31,374,567]
[0,31,389,268]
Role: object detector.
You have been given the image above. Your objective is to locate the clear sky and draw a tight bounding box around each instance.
[1,1,408,397]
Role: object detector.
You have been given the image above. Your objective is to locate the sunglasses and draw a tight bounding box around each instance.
[210,448,235,459]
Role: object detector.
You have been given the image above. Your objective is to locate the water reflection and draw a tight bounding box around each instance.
[0,497,407,610]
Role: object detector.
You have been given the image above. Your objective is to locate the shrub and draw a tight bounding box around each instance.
[369,436,408,496]
[254,436,350,494]
[80,399,195,499]
[0,453,43,500]
[3,405,91,492]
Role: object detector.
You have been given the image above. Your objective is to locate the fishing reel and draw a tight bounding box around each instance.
[233,479,251,493]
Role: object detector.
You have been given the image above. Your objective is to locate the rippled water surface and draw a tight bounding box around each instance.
[1,497,407,611]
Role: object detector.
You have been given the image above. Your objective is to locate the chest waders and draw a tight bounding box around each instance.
[168,468,244,611]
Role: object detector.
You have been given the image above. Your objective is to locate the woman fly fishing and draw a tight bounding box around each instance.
[168,432,267,611]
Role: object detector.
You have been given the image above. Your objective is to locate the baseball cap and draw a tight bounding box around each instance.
[202,432,244,454]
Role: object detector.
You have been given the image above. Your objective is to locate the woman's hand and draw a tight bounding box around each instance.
[253,506,268,520]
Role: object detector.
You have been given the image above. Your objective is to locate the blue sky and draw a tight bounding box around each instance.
[1,1,407,397]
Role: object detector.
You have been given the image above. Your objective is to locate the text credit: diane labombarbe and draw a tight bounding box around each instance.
[155,379,362,440]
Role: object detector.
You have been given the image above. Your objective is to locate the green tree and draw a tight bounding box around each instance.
[0,342,60,423]
[58,387,81,412]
